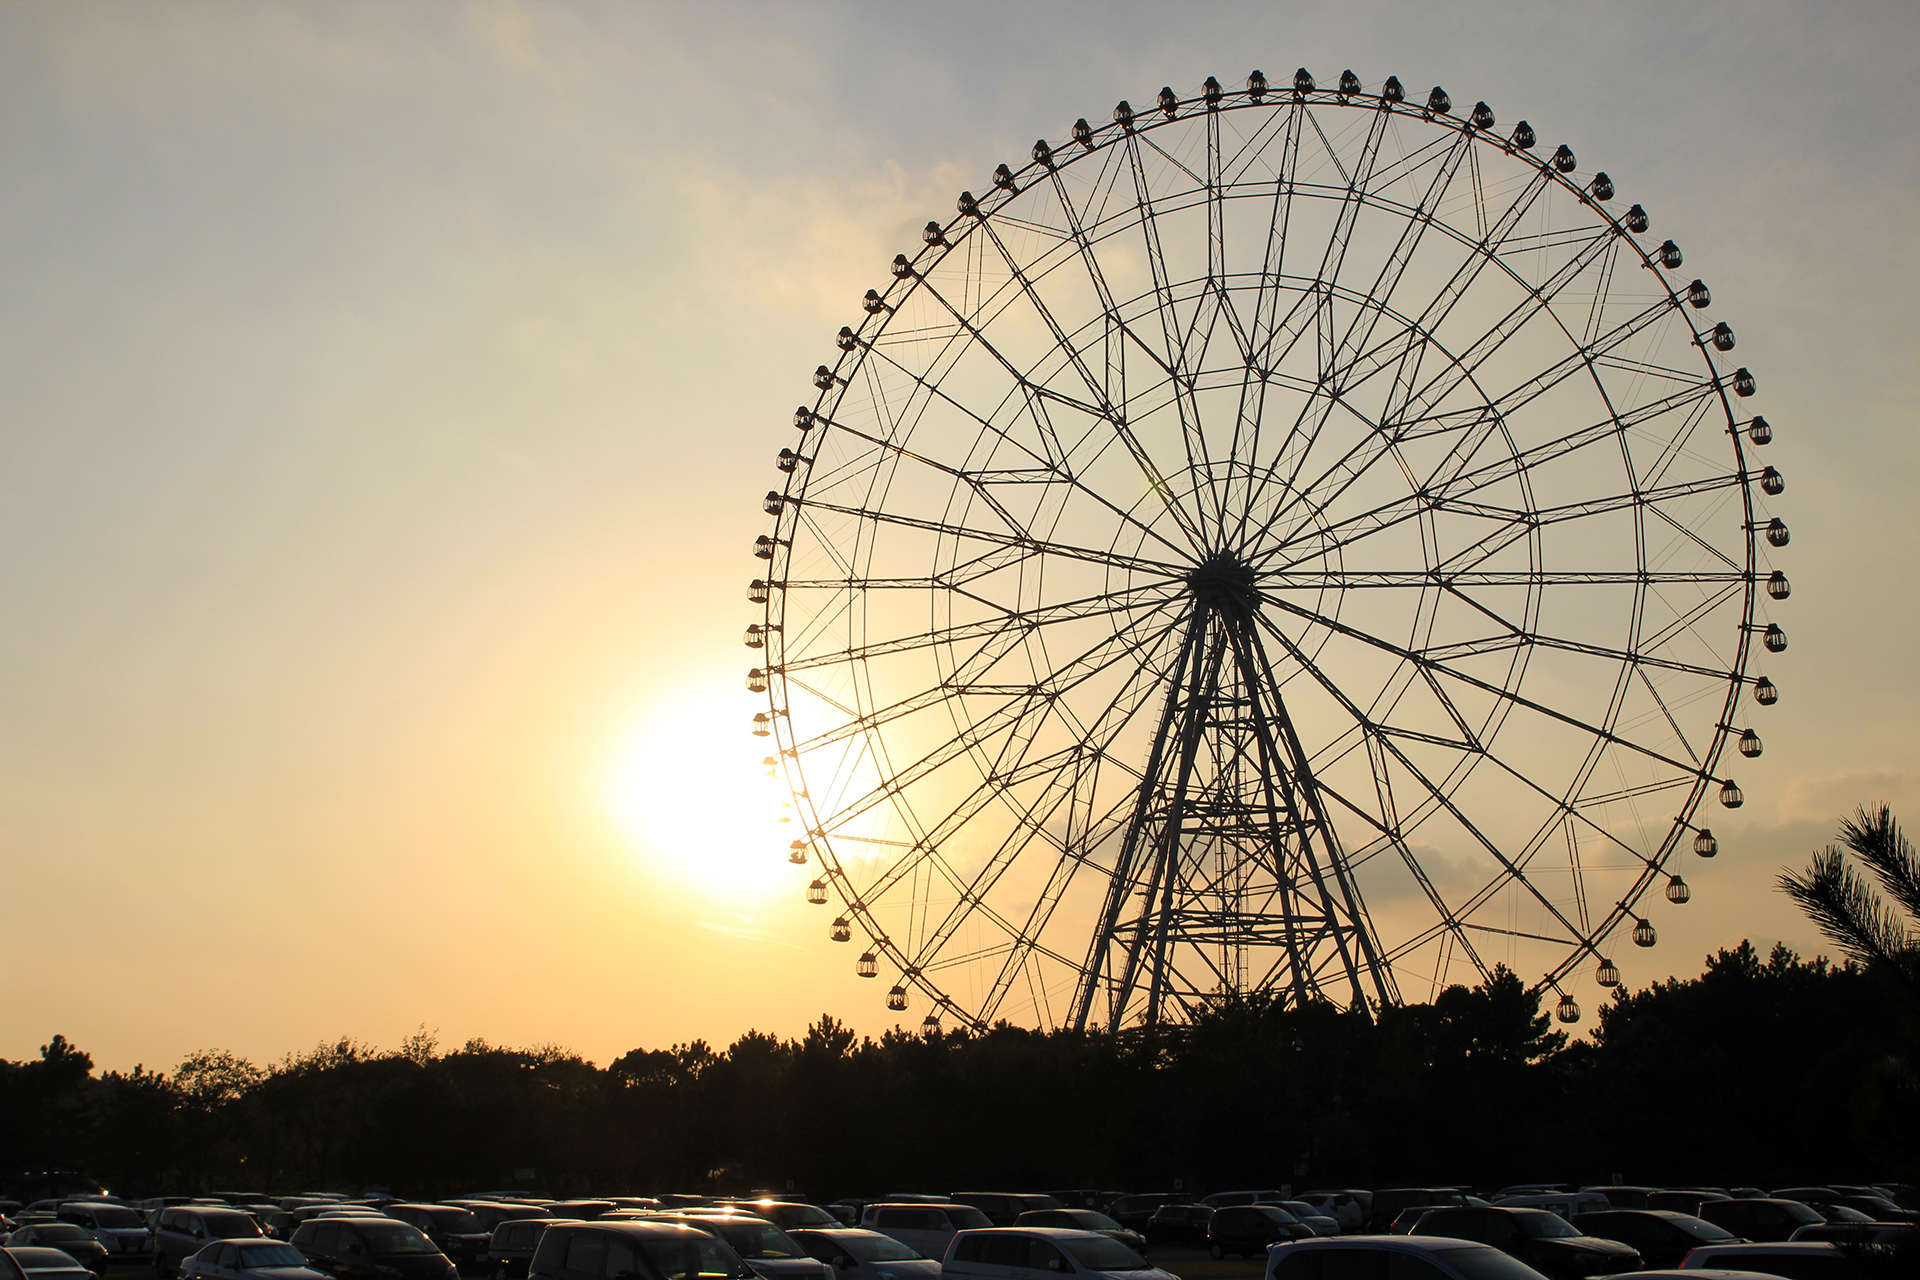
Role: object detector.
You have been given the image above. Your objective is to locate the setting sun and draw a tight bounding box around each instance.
[603,686,801,899]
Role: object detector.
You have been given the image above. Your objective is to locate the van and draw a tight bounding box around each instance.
[861,1206,993,1259]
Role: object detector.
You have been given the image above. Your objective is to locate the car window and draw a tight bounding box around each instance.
[310,1226,340,1253]
[604,1238,638,1278]
[565,1233,606,1274]
[237,1245,308,1267]
[1430,1247,1555,1280]
[1514,1215,1576,1240]
[972,1236,1021,1267]
[0,1249,23,1280]
[1025,1240,1066,1271]
[1060,1238,1141,1271]
[841,1236,917,1263]
[212,1244,237,1267]
[943,1210,991,1231]
[357,1225,438,1255]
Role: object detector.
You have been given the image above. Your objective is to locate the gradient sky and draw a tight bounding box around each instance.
[3,0,1916,1073]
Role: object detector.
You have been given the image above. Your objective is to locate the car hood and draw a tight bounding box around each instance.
[1537,1236,1639,1255]
[862,1261,940,1279]
[243,1267,332,1280]
[370,1256,456,1278]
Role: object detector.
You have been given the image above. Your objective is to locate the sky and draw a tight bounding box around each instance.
[3,0,1917,1073]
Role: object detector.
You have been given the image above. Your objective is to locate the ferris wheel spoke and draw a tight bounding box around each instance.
[1257,591,1717,782]
[1242,608,1594,978]
[1122,131,1228,536]
[779,583,1179,674]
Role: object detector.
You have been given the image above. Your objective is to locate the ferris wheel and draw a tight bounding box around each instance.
[745,69,1789,1033]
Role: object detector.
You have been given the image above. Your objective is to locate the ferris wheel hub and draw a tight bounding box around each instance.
[1186,552,1261,614]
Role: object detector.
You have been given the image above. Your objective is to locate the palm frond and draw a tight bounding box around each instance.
[1839,803,1920,925]
[1778,847,1919,984]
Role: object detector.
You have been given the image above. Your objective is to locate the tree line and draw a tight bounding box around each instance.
[3,939,1913,1200]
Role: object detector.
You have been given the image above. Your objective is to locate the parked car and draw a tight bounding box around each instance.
[1406,1207,1640,1280]
[1696,1198,1828,1243]
[453,1207,549,1238]
[1204,1207,1314,1260]
[6,1225,110,1272]
[1044,1197,1121,1216]
[1267,1236,1559,1280]
[1489,1194,1612,1222]
[538,1208,615,1226]
[381,1208,492,1275]
[1291,1195,1368,1234]
[181,1239,330,1280]
[645,1216,827,1280]
[528,1220,752,1280]
[1789,1222,1914,1246]
[944,1201,1057,1231]
[1674,1240,1851,1275]
[860,1209,990,1262]
[1831,1194,1915,1222]
[1273,1206,1337,1239]
[487,1218,575,1280]
[290,1218,456,1280]
[728,1208,839,1234]
[7,1248,94,1280]
[942,1228,1173,1280]
[1199,1193,1288,1211]
[1141,1207,1210,1249]
[1009,1214,1142,1257]
[1578,1187,1663,1211]
[1363,1191,1468,1235]
[57,1202,152,1258]
[1101,1202,1176,1238]
[1645,1193,1727,1216]
[786,1228,938,1280]
[1569,1209,1740,1268]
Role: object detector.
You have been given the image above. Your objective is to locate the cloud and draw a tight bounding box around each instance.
[1777,770,1920,826]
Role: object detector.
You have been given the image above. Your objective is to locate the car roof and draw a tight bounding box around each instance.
[1683,1242,1842,1254]
[1276,1238,1495,1253]
[554,1223,737,1240]
[953,1229,1114,1241]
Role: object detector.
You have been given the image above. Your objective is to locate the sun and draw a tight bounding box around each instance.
[602,686,800,897]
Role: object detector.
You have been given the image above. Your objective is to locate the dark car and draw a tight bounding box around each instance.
[488,1220,576,1280]
[1833,1194,1916,1222]
[642,1216,826,1280]
[723,1208,837,1235]
[1570,1209,1741,1268]
[536,1209,615,1227]
[8,1248,92,1280]
[529,1222,752,1280]
[945,1199,1057,1230]
[383,1209,493,1275]
[451,1208,550,1239]
[1364,1191,1469,1234]
[1644,1192,1727,1216]
[1010,1212,1145,1256]
[1205,1206,1312,1260]
[1143,1205,1211,1248]
[291,1219,456,1280]
[57,1202,153,1259]
[7,1225,111,1273]
[1408,1207,1639,1280]
[1104,1199,1178,1236]
[1697,1197,1828,1243]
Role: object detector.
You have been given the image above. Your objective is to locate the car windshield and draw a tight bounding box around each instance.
[1516,1215,1579,1239]
[1255,1208,1300,1226]
[1062,1239,1146,1272]
[838,1236,920,1263]
[1070,1214,1122,1232]
[1107,1199,1156,1216]
[234,1244,310,1267]
[1675,1218,1735,1242]
[1781,1202,1826,1225]
[1434,1245,1562,1280]
[768,1207,835,1228]
[91,1210,146,1229]
[638,1238,753,1280]
[710,1222,800,1260]
[356,1225,439,1255]
[427,1210,482,1233]
[39,1228,90,1241]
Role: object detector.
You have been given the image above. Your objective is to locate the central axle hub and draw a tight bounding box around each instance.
[1187,552,1261,614]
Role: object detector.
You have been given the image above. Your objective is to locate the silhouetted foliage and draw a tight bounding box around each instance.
[2,950,1909,1197]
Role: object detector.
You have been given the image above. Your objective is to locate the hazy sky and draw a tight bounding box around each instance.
[4,0,1917,1072]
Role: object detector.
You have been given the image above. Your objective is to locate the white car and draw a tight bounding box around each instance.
[862,1207,993,1262]
[788,1228,940,1280]
[180,1239,331,1280]
[1289,1195,1367,1234]
[1674,1241,1848,1271]
[942,1228,1173,1280]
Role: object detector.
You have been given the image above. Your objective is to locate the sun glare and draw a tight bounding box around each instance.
[603,689,800,899]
